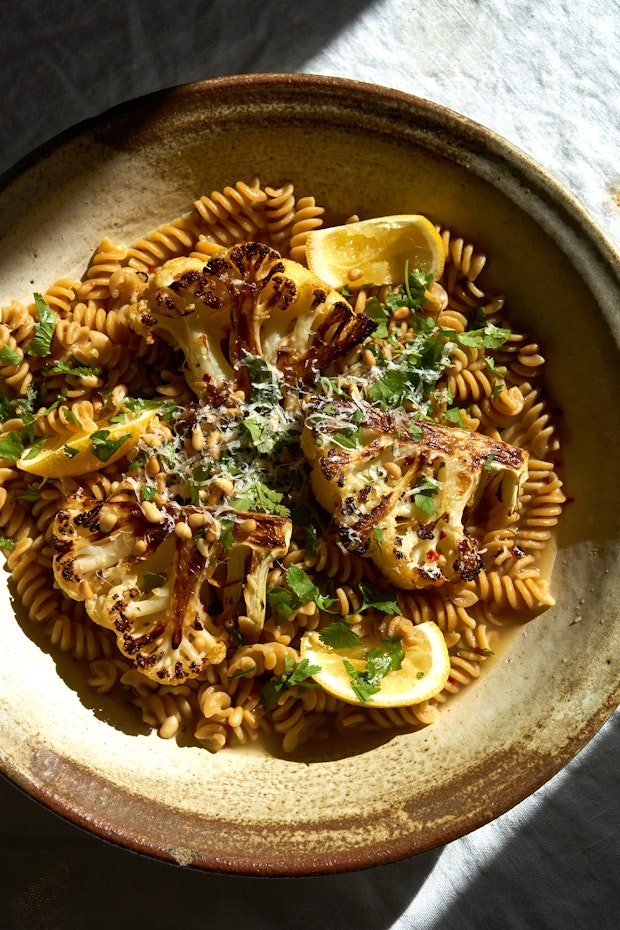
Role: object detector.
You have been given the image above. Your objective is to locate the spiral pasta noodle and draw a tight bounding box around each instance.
[0,177,565,756]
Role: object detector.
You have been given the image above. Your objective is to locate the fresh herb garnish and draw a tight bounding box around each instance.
[90,429,131,462]
[229,481,290,517]
[319,619,362,649]
[0,345,22,366]
[260,656,321,712]
[0,431,23,460]
[412,474,440,516]
[27,294,57,358]
[343,636,405,705]
[267,564,336,625]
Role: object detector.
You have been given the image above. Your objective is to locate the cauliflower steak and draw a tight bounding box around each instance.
[128,244,376,401]
[52,492,292,682]
[301,398,528,590]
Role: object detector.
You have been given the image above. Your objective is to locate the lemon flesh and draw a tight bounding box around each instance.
[17,408,158,479]
[299,620,450,708]
[305,214,445,289]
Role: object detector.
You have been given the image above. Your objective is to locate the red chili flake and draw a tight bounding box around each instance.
[427,549,439,562]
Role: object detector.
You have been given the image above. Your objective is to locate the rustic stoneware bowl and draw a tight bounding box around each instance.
[0,74,618,876]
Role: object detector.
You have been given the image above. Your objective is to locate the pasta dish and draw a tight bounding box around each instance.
[0,179,565,754]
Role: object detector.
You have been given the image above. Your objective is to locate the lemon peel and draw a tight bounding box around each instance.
[305,214,445,289]
[299,619,450,708]
[17,407,158,478]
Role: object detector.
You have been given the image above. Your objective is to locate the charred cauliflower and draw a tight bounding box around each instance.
[301,398,528,590]
[128,243,376,401]
[52,492,292,682]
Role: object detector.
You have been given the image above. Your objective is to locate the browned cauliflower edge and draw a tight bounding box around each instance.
[51,491,292,683]
[127,244,376,402]
[301,398,528,590]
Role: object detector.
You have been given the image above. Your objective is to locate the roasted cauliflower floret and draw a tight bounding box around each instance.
[128,244,376,401]
[51,492,292,682]
[301,399,528,590]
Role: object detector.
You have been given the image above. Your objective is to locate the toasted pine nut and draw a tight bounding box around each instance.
[142,501,161,523]
[191,428,205,451]
[174,521,192,540]
[384,461,402,479]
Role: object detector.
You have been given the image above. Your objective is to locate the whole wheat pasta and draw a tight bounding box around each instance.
[0,178,566,755]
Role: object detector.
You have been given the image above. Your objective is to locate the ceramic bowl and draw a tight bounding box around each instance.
[0,74,618,876]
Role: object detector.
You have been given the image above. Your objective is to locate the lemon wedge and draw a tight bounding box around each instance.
[300,620,450,708]
[305,214,445,289]
[17,408,158,478]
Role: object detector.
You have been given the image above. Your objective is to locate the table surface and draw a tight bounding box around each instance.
[1,2,619,928]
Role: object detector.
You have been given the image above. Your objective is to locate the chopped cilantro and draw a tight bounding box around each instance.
[90,429,131,462]
[413,474,440,516]
[444,406,465,428]
[27,294,57,358]
[44,360,102,378]
[319,619,362,649]
[218,516,236,550]
[229,481,289,517]
[267,564,336,625]
[344,636,405,704]
[358,581,400,615]
[260,656,321,712]
[0,390,12,423]
[363,296,390,339]
[21,437,47,461]
[0,431,23,460]
[0,537,15,551]
[16,485,42,504]
[0,345,22,366]
[445,322,511,351]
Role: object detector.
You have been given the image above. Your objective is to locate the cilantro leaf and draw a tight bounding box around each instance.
[27,294,57,358]
[413,474,440,516]
[229,481,290,517]
[90,429,131,462]
[16,485,42,504]
[446,322,511,351]
[218,517,236,550]
[363,296,390,339]
[260,655,321,711]
[319,620,363,649]
[0,345,22,366]
[44,360,103,378]
[344,636,405,705]
[0,431,23,460]
[444,406,465,428]
[286,564,336,612]
[0,390,13,423]
[332,424,364,449]
[267,564,336,624]
[21,437,47,461]
[358,581,400,615]
[0,537,15,551]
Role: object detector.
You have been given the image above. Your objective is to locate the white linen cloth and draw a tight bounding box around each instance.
[1,2,618,927]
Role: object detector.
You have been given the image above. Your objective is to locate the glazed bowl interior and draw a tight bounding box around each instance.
[0,74,618,876]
